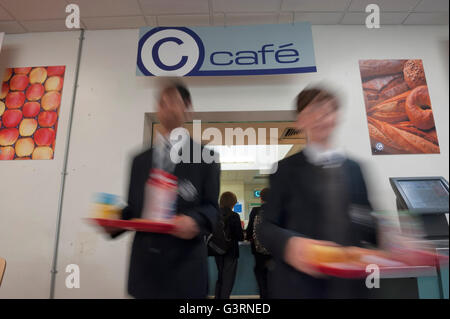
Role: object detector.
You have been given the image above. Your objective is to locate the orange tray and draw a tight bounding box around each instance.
[313,250,449,279]
[87,218,176,234]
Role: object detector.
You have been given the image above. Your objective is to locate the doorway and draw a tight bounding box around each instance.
[144,110,307,297]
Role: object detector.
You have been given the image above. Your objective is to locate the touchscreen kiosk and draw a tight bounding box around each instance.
[390,176,449,240]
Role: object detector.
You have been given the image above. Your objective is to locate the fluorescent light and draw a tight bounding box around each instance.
[210,144,293,171]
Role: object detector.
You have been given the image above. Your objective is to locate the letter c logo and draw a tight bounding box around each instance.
[152,37,188,71]
[138,27,205,76]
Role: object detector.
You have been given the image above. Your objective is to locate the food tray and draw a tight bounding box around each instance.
[88,218,176,234]
[313,250,448,278]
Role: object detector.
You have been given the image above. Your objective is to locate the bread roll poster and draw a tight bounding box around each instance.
[0,66,65,160]
[359,59,440,155]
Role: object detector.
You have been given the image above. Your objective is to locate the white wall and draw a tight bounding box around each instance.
[0,31,80,298]
[0,25,448,298]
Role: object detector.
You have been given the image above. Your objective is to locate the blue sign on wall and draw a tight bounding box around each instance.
[137,23,316,77]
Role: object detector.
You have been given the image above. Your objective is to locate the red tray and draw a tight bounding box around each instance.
[315,263,440,279]
[87,218,176,234]
[313,251,448,279]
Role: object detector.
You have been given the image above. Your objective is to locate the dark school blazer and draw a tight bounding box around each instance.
[112,139,220,298]
[258,151,377,298]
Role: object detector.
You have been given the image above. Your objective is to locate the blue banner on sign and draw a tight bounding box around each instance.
[137,23,316,77]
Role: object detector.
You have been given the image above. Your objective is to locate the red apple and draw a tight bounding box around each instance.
[1,82,9,99]
[10,74,30,91]
[45,76,64,91]
[3,68,13,82]
[0,128,19,146]
[26,83,45,101]
[0,146,15,160]
[29,67,47,84]
[41,91,61,111]
[14,67,32,75]
[34,128,55,146]
[19,118,38,136]
[22,102,41,117]
[38,111,58,127]
[2,109,23,128]
[47,66,65,76]
[0,101,5,117]
[15,138,35,157]
[5,91,25,109]
[32,146,53,160]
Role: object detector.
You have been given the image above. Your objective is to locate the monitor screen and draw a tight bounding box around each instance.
[391,177,449,213]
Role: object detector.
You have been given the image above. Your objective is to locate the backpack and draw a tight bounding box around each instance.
[207,213,232,256]
[253,213,270,255]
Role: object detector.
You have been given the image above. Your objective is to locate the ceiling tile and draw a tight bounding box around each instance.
[157,14,210,26]
[82,15,147,30]
[144,15,157,26]
[341,11,411,24]
[212,13,225,26]
[0,0,67,20]
[138,0,209,15]
[224,13,278,26]
[295,12,344,24]
[21,19,85,32]
[0,20,26,33]
[349,0,421,12]
[278,12,294,24]
[213,0,281,13]
[414,0,449,12]
[379,12,410,24]
[282,0,351,12]
[403,12,449,24]
[68,0,142,17]
[0,4,13,20]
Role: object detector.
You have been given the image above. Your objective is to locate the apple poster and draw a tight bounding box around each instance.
[0,66,65,160]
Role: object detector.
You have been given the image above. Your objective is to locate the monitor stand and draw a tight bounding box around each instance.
[396,198,449,241]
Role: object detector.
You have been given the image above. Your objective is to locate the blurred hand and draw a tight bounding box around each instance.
[101,226,122,236]
[169,214,200,240]
[284,236,337,277]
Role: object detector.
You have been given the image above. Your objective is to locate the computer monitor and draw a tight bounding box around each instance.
[390,177,449,214]
[389,176,449,239]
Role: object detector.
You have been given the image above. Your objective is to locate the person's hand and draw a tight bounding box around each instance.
[284,237,338,277]
[101,226,122,236]
[169,214,200,240]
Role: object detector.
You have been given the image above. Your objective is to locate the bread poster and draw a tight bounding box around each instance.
[0,32,4,52]
[0,66,65,160]
[359,59,440,155]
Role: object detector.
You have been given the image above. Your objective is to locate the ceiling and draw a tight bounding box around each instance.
[221,169,269,184]
[152,121,306,145]
[0,0,448,34]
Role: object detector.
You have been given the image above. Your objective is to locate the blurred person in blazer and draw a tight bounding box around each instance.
[107,82,220,299]
[258,86,377,299]
[214,191,244,299]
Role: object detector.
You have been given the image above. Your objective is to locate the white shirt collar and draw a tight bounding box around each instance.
[303,143,346,167]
